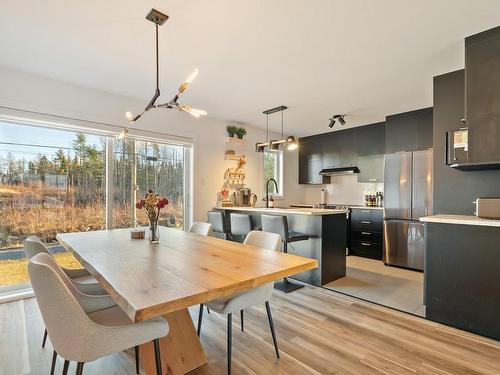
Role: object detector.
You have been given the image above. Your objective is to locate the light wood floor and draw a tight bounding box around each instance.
[1,285,499,375]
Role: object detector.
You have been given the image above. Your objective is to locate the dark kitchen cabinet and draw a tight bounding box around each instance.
[357,154,384,182]
[322,129,357,168]
[298,136,324,184]
[350,208,384,260]
[385,108,433,153]
[466,26,500,164]
[356,122,385,156]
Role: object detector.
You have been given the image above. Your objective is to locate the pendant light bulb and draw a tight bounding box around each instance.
[117,128,128,140]
[186,68,199,84]
[125,111,134,122]
[287,136,298,150]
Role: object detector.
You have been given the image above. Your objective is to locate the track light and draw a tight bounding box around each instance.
[328,114,346,128]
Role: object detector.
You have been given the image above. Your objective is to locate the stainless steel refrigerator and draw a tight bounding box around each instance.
[383,150,433,271]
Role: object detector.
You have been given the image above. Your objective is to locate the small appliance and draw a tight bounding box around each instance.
[474,197,500,219]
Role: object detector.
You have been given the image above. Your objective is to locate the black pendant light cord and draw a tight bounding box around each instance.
[156,24,159,92]
[281,108,284,139]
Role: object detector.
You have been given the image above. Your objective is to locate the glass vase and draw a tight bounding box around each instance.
[149,219,160,244]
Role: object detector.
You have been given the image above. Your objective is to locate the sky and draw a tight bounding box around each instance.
[0,121,104,163]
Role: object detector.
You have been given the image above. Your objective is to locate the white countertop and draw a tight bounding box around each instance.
[289,204,384,210]
[213,206,348,216]
[420,214,500,227]
[349,206,384,210]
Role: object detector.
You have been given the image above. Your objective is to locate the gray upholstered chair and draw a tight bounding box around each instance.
[188,221,212,236]
[24,236,106,296]
[29,253,168,375]
[261,214,309,293]
[229,213,253,238]
[197,230,281,375]
[24,235,107,349]
[207,210,229,239]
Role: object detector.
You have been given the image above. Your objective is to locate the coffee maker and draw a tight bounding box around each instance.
[236,187,256,206]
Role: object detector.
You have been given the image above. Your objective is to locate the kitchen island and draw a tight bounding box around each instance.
[213,206,348,285]
[421,214,500,340]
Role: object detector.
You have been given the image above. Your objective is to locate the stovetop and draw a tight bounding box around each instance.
[312,204,350,210]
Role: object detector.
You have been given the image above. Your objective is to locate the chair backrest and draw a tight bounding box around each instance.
[230,213,252,236]
[188,222,212,236]
[244,230,281,252]
[24,235,50,260]
[207,210,225,233]
[261,214,288,241]
[28,253,94,359]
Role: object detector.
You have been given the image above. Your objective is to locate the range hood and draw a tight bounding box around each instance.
[319,166,360,176]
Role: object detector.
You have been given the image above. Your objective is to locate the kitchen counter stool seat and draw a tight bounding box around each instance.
[261,214,310,293]
[229,213,253,238]
[208,210,230,239]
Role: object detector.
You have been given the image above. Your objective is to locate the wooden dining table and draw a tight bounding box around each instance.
[57,227,318,375]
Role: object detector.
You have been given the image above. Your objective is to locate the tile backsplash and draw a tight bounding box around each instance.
[303,174,383,206]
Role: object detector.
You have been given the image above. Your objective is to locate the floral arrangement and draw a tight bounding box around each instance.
[136,189,169,223]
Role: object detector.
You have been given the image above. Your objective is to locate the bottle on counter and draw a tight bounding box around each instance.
[268,195,274,208]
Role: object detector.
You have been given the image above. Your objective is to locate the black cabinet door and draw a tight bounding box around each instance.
[385,108,433,153]
[298,137,323,184]
[356,122,385,156]
[357,154,384,182]
[323,129,357,168]
[466,26,500,163]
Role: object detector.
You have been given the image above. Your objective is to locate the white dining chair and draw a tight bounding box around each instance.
[24,235,108,349]
[29,253,168,375]
[24,236,106,295]
[188,222,212,236]
[197,230,282,375]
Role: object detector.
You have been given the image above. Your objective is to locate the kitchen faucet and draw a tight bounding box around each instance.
[266,178,278,208]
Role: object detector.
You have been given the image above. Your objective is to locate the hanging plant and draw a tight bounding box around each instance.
[235,127,247,139]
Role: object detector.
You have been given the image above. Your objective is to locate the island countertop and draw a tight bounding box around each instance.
[213,206,348,216]
[420,214,500,227]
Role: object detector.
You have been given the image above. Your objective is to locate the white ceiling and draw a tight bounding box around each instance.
[1,0,500,136]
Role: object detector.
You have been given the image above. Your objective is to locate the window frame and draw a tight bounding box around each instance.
[262,149,284,198]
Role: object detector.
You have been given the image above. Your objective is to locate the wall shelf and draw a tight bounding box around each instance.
[225,137,247,146]
[224,154,245,161]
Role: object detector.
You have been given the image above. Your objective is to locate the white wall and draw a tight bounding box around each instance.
[0,67,303,222]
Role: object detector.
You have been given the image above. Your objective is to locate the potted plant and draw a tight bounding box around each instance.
[226,125,238,138]
[235,127,247,139]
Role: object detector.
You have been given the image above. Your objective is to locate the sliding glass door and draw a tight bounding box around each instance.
[0,121,191,297]
[112,139,186,229]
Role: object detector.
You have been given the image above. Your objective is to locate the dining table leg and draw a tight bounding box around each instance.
[139,308,208,375]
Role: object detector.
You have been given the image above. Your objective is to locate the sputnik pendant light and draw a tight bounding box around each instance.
[118,8,207,139]
[255,106,297,152]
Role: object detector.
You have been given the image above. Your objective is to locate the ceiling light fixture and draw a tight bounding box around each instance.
[255,106,298,152]
[328,114,346,128]
[118,8,207,138]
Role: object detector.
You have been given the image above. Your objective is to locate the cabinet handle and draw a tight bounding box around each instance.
[361,210,371,213]
[368,178,378,182]
[361,221,372,224]
[361,232,371,235]
[361,242,371,246]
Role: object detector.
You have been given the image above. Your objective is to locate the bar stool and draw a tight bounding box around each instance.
[261,214,310,293]
[229,213,253,240]
[208,210,229,239]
